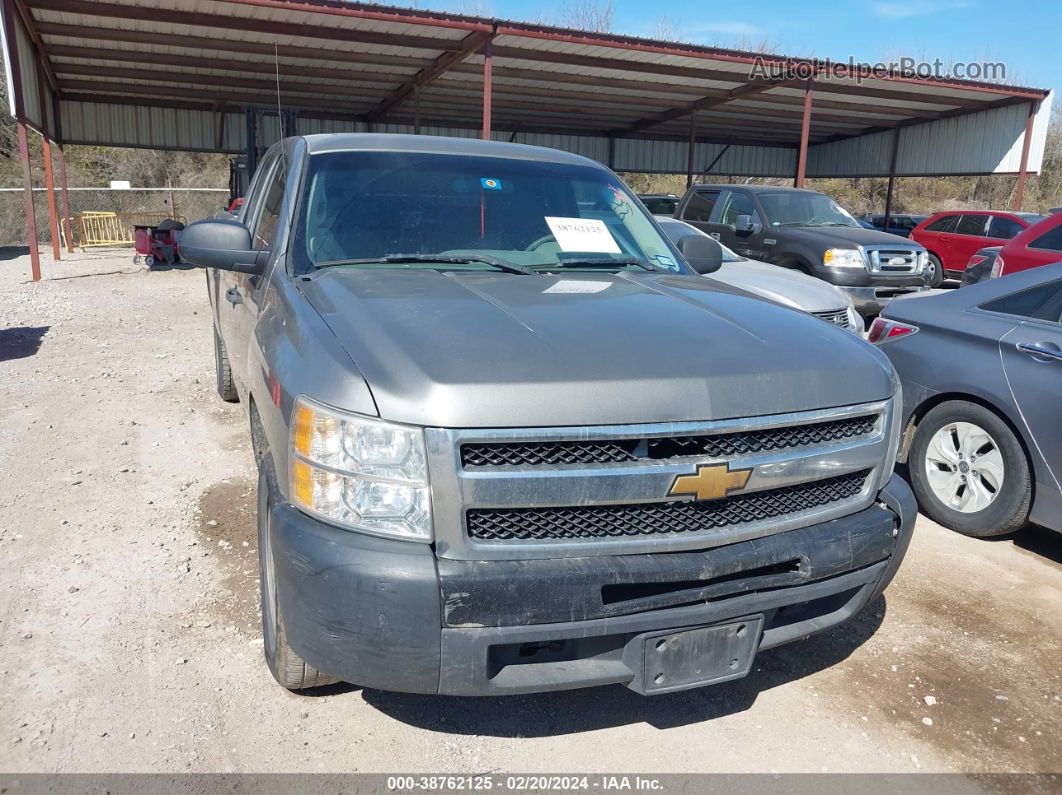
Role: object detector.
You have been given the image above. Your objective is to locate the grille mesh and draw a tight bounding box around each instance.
[466,469,871,542]
[460,415,876,468]
[811,308,852,329]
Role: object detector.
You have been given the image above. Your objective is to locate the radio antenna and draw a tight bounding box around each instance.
[274,42,285,138]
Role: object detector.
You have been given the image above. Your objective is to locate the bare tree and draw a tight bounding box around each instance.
[560,0,614,32]
[648,16,685,43]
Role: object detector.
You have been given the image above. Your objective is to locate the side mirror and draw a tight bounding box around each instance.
[734,214,757,234]
[179,219,267,274]
[680,234,722,275]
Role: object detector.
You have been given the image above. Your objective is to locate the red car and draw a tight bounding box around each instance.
[911,210,1046,284]
[993,211,1062,277]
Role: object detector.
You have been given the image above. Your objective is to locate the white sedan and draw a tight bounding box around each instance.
[657,217,864,335]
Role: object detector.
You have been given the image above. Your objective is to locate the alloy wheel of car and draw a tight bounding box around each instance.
[924,421,1004,513]
[909,400,1032,538]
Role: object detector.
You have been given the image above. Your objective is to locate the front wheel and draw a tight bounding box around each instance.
[258,460,339,690]
[213,327,239,403]
[926,254,944,288]
[909,401,1031,537]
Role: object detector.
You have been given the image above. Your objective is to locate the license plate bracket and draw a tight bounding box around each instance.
[637,615,763,694]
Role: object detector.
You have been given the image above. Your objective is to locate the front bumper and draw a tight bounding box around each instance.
[841,285,929,314]
[269,474,916,696]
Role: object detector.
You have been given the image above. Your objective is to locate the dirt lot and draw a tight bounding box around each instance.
[1,250,1060,776]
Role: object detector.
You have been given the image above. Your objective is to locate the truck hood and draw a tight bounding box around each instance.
[300,268,893,428]
[777,225,926,250]
[708,259,848,312]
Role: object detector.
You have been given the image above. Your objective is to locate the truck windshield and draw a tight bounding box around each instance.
[758,192,860,228]
[291,151,685,274]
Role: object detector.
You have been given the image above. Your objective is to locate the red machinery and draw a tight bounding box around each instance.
[134,218,185,267]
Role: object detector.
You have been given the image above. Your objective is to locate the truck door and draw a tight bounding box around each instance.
[229,151,289,387]
[676,189,720,237]
[712,190,765,259]
[216,151,279,387]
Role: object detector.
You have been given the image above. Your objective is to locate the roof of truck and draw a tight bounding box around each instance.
[691,184,820,194]
[302,133,598,167]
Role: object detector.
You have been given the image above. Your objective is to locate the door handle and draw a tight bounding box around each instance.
[1016,341,1062,361]
[225,287,242,305]
[709,232,720,240]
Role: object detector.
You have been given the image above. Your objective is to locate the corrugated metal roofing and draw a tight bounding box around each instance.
[1,0,1052,178]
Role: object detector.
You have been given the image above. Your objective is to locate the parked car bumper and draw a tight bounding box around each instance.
[840,285,930,314]
[267,474,916,696]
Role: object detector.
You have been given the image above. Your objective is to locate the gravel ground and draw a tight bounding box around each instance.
[1,250,1059,776]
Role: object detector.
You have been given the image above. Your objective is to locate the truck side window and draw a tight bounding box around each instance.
[253,160,288,251]
[681,191,719,222]
[718,192,758,227]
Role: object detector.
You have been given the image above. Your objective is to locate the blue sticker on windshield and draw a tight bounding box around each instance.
[655,255,676,269]
[480,178,502,190]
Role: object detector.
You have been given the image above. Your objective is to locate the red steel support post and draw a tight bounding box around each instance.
[42,136,61,260]
[882,128,900,231]
[794,84,813,188]
[481,38,492,141]
[1012,101,1037,211]
[56,144,75,253]
[686,110,696,188]
[17,121,41,281]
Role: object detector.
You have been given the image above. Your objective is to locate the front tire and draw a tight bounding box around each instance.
[257,459,339,690]
[909,401,1031,537]
[213,327,239,403]
[926,254,944,288]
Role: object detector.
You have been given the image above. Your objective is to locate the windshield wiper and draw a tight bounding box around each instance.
[315,253,532,275]
[536,257,661,272]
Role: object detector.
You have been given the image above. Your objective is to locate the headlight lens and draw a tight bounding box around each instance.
[823,248,865,268]
[291,397,431,541]
[917,251,929,271]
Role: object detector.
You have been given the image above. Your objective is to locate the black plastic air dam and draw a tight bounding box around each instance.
[440,497,900,627]
[268,474,916,696]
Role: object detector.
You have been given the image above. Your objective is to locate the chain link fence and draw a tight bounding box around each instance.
[0,188,230,248]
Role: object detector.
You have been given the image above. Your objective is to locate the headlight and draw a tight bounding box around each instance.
[823,248,865,268]
[917,251,929,271]
[290,396,432,541]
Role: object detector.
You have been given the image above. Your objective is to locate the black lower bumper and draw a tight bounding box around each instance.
[268,474,916,696]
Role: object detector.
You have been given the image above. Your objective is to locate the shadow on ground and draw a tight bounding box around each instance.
[0,246,29,261]
[1007,524,1062,567]
[360,597,885,736]
[0,325,50,361]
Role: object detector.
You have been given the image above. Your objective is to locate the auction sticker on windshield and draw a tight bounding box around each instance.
[545,217,622,254]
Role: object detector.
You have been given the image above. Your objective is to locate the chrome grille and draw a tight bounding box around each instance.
[425,400,892,560]
[867,248,920,273]
[460,414,876,468]
[811,308,852,329]
[467,470,871,542]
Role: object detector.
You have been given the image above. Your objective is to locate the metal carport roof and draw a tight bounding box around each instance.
[1,0,1054,280]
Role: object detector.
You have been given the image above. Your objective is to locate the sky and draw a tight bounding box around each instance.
[400,0,1060,94]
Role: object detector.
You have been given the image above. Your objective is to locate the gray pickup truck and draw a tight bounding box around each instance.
[180,134,915,696]
[675,184,932,312]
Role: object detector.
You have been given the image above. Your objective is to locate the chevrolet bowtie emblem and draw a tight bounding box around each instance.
[668,463,753,501]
